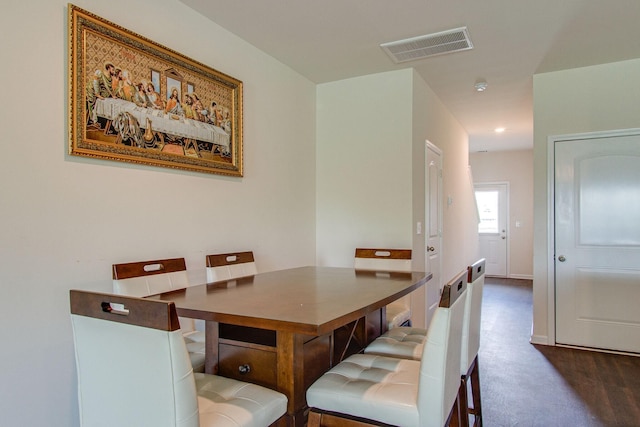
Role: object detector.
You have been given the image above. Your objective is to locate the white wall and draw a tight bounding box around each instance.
[532,58,640,344]
[316,69,478,328]
[315,70,414,267]
[469,150,534,279]
[411,70,479,327]
[411,71,479,280]
[0,1,316,425]
[1,2,481,425]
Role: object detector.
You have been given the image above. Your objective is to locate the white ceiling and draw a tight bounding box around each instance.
[180,0,640,152]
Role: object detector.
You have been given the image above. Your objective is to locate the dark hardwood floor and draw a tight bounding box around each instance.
[480,278,640,427]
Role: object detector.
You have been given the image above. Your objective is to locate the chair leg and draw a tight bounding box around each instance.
[459,355,483,427]
[307,409,383,427]
[307,410,322,427]
[458,375,470,427]
[446,393,462,427]
[469,357,482,427]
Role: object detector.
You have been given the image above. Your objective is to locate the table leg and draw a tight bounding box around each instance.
[276,331,306,427]
[204,320,219,374]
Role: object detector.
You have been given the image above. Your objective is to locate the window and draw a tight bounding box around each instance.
[475,190,499,233]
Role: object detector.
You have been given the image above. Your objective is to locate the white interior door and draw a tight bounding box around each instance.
[425,141,443,326]
[475,183,508,277]
[555,132,640,353]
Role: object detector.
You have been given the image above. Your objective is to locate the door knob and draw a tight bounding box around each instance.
[558,255,566,262]
[427,246,435,252]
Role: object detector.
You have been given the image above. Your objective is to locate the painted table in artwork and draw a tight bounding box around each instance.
[95,97,230,152]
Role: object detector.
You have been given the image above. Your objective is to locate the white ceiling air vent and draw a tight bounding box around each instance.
[380,27,473,64]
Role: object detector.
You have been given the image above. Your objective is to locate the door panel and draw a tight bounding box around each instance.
[425,141,442,326]
[555,134,640,353]
[475,183,508,276]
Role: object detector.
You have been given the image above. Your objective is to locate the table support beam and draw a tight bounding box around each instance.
[204,320,220,374]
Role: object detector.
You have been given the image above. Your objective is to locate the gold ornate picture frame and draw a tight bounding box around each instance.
[68,4,243,176]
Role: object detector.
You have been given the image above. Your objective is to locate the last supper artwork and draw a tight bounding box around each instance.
[69,5,243,176]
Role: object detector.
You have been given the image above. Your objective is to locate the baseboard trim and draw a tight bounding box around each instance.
[509,274,533,280]
[556,343,640,358]
[530,334,549,345]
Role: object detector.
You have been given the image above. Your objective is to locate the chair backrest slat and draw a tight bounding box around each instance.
[438,270,467,308]
[70,290,180,331]
[112,258,187,280]
[467,258,485,284]
[354,248,412,260]
[206,251,255,267]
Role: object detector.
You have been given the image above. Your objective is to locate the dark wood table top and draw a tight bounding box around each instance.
[156,266,431,336]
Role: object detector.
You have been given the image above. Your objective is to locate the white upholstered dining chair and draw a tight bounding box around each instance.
[458,258,485,427]
[354,248,413,329]
[112,257,205,372]
[70,290,287,427]
[364,259,486,427]
[206,251,257,283]
[306,270,469,427]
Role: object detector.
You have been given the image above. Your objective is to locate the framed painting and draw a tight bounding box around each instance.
[68,4,243,176]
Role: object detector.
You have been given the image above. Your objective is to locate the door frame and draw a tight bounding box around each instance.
[546,127,640,347]
[474,181,510,277]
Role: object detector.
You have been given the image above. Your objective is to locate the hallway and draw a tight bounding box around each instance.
[480,278,640,426]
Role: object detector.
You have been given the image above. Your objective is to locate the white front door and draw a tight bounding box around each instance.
[555,132,640,353]
[425,141,443,326]
[475,183,508,277]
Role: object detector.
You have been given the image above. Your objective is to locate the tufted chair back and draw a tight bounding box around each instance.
[205,251,257,283]
[70,290,199,427]
[111,258,205,372]
[417,270,468,427]
[461,258,485,375]
[354,248,413,329]
[112,258,194,332]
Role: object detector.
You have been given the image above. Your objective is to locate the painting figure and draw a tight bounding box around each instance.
[86,62,116,126]
[165,87,183,115]
[133,83,152,108]
[146,82,164,109]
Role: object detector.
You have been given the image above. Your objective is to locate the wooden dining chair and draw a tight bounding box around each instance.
[205,251,257,283]
[363,259,486,427]
[354,248,413,329]
[112,257,205,372]
[306,270,468,427]
[70,290,287,427]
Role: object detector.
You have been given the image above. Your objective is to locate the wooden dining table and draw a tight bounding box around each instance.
[156,266,431,427]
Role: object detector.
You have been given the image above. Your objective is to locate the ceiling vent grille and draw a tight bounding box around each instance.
[380,27,473,63]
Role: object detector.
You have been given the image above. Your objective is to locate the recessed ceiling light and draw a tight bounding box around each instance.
[495,127,506,133]
[474,81,488,92]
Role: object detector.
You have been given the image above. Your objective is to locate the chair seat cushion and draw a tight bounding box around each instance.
[386,302,412,329]
[306,354,420,427]
[195,373,287,427]
[184,330,206,343]
[364,327,427,360]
